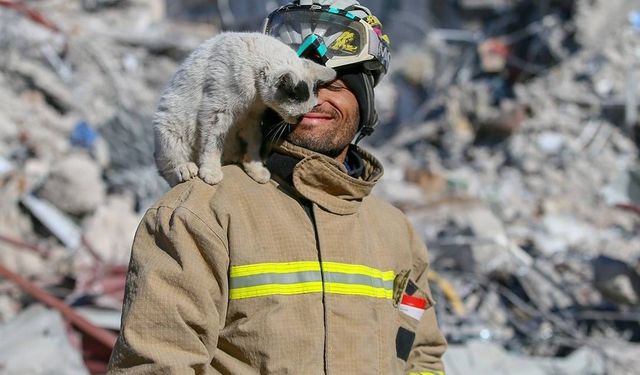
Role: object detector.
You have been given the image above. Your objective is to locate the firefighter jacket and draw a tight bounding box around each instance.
[108,141,447,374]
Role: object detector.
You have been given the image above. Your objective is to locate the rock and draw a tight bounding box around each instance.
[536,132,566,154]
[38,152,106,216]
[81,195,141,266]
[0,305,89,375]
[592,255,640,305]
[443,340,608,375]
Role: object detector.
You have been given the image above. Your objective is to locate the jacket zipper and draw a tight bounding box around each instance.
[304,201,328,374]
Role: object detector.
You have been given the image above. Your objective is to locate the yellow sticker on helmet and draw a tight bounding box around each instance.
[365,15,382,28]
[329,31,358,53]
[365,15,391,45]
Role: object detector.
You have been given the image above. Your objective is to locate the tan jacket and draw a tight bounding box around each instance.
[108,141,447,374]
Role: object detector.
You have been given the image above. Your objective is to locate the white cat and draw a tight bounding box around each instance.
[153,32,336,186]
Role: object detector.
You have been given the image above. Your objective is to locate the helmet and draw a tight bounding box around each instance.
[263,0,391,138]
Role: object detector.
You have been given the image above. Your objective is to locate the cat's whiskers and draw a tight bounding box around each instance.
[276,122,291,142]
[267,120,289,143]
[264,120,284,140]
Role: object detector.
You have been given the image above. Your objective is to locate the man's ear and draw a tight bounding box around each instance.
[303,59,337,84]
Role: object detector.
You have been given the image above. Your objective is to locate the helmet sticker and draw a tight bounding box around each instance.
[329,31,359,53]
[365,15,390,45]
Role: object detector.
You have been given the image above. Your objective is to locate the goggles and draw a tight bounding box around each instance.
[263,4,390,84]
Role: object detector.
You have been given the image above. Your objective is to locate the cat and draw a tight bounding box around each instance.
[153,32,336,187]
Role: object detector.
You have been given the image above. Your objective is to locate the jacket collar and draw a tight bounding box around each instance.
[267,141,384,215]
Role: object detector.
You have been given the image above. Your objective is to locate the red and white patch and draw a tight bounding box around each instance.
[399,294,428,320]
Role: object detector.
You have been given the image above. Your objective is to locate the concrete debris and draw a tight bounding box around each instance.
[20,194,82,251]
[365,0,640,371]
[443,339,640,375]
[0,0,639,373]
[0,305,89,375]
[592,255,640,306]
[81,195,140,267]
[0,1,216,371]
[38,152,106,216]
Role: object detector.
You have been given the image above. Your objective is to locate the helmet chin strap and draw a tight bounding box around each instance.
[354,73,378,145]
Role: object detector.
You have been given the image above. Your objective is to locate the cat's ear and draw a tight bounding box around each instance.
[302,59,336,84]
[277,71,295,92]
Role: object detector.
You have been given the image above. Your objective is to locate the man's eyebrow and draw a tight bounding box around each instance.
[325,80,348,89]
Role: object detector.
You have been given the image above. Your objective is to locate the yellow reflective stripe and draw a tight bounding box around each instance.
[229,261,395,300]
[324,282,393,299]
[321,262,395,281]
[408,371,445,375]
[230,261,321,277]
[230,281,323,299]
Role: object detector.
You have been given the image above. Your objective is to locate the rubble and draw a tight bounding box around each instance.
[0,0,639,373]
[38,152,106,216]
[0,305,89,375]
[443,339,640,374]
[366,0,640,371]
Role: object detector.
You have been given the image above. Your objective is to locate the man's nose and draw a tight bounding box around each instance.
[316,88,330,104]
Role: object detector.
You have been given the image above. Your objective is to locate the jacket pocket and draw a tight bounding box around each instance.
[393,270,434,362]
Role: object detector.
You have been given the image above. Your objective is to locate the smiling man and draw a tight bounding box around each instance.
[286,78,359,161]
[108,1,447,374]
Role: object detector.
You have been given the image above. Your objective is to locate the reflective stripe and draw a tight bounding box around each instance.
[408,371,445,375]
[324,272,394,290]
[324,282,393,299]
[322,262,395,281]
[231,281,324,299]
[231,271,322,288]
[230,261,321,277]
[229,261,394,300]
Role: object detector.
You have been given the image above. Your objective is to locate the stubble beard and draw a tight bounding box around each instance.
[285,110,360,158]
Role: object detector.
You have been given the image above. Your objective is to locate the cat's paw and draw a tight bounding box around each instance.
[174,162,199,183]
[245,165,271,184]
[199,167,224,185]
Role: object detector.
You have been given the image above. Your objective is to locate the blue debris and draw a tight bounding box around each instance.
[69,120,98,149]
[629,10,640,32]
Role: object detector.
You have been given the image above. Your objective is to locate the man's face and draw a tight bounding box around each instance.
[286,79,359,159]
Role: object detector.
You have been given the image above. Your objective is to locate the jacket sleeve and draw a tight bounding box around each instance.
[404,220,448,374]
[108,205,230,375]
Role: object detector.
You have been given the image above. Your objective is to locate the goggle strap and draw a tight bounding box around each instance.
[297,34,329,64]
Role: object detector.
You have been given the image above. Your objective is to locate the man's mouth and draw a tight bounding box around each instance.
[298,109,337,126]
[298,112,333,127]
[303,112,333,120]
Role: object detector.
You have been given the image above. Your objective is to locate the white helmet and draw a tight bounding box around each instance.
[263,0,391,137]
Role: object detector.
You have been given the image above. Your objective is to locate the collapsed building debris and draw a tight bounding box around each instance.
[367,0,640,372]
[0,0,639,374]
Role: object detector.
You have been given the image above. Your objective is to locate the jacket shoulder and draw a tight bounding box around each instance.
[149,164,256,215]
[362,195,413,231]
[364,195,406,218]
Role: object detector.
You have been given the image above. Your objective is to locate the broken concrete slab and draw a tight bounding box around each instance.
[0,305,89,375]
[20,194,82,251]
[38,152,106,216]
[81,194,141,266]
[443,340,609,375]
[592,255,640,306]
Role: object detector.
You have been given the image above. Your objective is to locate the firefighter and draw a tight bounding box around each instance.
[108,0,447,373]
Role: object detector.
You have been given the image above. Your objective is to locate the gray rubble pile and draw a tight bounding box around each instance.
[0,0,216,372]
[0,0,639,374]
[368,0,640,372]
